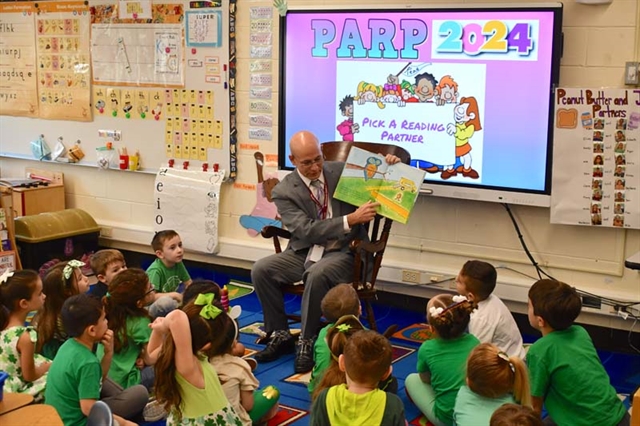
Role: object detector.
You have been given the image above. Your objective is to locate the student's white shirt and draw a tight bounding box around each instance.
[469,294,526,359]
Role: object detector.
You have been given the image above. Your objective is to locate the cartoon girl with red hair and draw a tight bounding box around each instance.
[442,97,482,180]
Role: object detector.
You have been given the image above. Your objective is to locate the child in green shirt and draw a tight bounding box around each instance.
[308,283,361,393]
[45,294,147,426]
[405,294,480,426]
[146,230,192,318]
[527,279,629,426]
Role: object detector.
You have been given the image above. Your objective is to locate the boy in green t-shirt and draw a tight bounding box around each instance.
[527,279,629,426]
[146,230,192,317]
[308,283,361,393]
[45,294,148,426]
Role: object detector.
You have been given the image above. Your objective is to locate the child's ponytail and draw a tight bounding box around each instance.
[312,315,365,401]
[510,355,531,407]
[155,328,180,415]
[154,296,232,420]
[467,343,532,408]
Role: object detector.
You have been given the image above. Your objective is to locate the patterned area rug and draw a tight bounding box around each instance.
[227,280,255,299]
[283,344,416,387]
[267,405,308,426]
[392,323,434,344]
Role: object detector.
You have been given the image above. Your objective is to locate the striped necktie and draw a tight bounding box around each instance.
[310,179,324,218]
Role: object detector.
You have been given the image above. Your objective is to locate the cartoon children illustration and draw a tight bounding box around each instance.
[355,82,384,109]
[336,95,359,142]
[413,72,438,102]
[442,97,482,179]
[435,75,459,106]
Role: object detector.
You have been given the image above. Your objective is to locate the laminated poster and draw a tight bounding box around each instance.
[0,2,39,118]
[35,0,92,121]
[551,88,639,229]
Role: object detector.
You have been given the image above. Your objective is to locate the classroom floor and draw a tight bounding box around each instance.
[142,271,638,426]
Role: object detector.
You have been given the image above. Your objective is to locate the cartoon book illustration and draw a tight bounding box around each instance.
[334,146,426,224]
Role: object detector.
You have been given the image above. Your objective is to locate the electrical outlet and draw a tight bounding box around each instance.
[100,226,113,238]
[402,269,421,284]
[625,62,639,85]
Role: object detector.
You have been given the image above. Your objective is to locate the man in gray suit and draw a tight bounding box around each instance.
[252,130,399,373]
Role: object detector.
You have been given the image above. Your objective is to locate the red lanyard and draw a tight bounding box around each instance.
[307,179,328,219]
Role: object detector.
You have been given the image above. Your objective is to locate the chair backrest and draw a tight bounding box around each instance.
[87,401,113,426]
[321,141,411,164]
[320,141,411,291]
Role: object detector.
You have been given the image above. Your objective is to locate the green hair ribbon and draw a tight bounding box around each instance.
[336,323,352,333]
[63,259,85,280]
[194,293,222,320]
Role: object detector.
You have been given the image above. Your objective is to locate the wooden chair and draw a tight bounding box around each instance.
[260,141,411,332]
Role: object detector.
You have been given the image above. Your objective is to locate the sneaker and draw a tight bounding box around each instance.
[143,398,167,422]
[254,330,296,363]
[294,338,314,373]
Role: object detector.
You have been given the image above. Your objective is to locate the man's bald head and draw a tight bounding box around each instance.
[289,131,323,180]
[289,130,320,157]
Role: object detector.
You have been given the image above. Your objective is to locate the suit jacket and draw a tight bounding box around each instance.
[272,161,368,252]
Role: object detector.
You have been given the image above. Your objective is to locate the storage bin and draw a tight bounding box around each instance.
[14,209,100,271]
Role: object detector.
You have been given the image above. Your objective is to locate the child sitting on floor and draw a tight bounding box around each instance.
[456,260,525,358]
[208,292,280,425]
[527,279,629,426]
[490,404,542,426]
[312,314,367,400]
[405,294,479,426]
[88,249,127,300]
[97,268,157,390]
[148,294,241,423]
[44,294,147,426]
[308,283,360,394]
[35,260,90,359]
[310,330,405,426]
[454,343,531,426]
[0,270,50,401]
[146,230,192,318]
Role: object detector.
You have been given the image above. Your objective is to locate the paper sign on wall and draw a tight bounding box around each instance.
[551,88,639,229]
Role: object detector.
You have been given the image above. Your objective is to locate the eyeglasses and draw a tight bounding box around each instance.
[144,288,156,297]
[298,156,323,167]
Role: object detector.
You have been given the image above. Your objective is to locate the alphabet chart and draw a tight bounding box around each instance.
[0,2,39,118]
[35,0,92,121]
[551,88,640,229]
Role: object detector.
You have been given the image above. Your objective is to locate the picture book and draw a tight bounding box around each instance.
[333,147,426,224]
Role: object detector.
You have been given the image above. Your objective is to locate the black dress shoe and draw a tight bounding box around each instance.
[254,332,295,363]
[294,339,314,373]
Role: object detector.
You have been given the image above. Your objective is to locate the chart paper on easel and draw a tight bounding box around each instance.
[154,167,223,254]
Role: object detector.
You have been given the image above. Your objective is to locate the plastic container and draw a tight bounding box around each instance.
[0,370,8,401]
[14,209,100,271]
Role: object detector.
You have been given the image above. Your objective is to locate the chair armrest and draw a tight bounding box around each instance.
[261,226,291,240]
[350,239,386,255]
[261,226,291,254]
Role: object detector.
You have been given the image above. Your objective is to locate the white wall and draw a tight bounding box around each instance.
[1,0,639,331]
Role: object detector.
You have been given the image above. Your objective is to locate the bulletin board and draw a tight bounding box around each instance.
[551,87,639,229]
[0,0,237,178]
